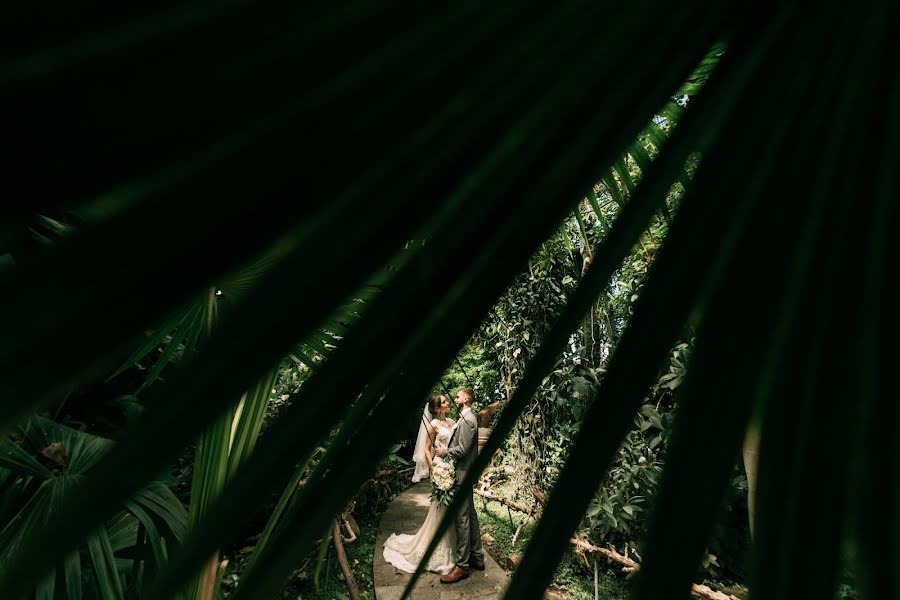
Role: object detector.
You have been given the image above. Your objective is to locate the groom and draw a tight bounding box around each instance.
[436,388,485,583]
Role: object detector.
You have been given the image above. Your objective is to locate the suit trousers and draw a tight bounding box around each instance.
[454,488,484,568]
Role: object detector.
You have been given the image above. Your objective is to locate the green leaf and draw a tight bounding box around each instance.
[34,571,55,600]
[0,441,53,478]
[136,308,201,393]
[0,418,181,598]
[126,501,169,572]
[64,550,83,600]
[0,4,894,600]
[104,306,194,383]
[87,528,125,600]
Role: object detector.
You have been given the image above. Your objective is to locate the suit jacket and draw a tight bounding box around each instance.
[447,409,478,486]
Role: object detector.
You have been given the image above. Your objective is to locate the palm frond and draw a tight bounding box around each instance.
[0,3,895,599]
[0,418,186,598]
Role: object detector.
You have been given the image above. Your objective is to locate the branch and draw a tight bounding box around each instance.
[373,466,415,479]
[340,516,358,544]
[511,513,532,546]
[570,538,741,600]
[332,520,361,600]
[570,538,638,573]
[360,466,416,490]
[691,583,742,600]
[476,489,742,600]
[474,489,534,516]
[475,488,539,545]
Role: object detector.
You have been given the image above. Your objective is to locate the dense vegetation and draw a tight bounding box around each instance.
[2,3,894,600]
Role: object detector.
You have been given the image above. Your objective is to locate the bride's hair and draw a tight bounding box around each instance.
[427,394,445,418]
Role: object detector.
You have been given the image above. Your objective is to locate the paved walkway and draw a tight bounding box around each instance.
[374,482,509,600]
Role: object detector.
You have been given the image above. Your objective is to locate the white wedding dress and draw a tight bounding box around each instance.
[383,421,457,574]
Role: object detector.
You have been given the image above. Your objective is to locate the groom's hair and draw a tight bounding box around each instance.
[459,388,475,405]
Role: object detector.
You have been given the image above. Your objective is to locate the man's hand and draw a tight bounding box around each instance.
[435,447,447,457]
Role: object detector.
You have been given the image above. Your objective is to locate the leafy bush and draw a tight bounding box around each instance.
[0,416,186,598]
[584,408,666,546]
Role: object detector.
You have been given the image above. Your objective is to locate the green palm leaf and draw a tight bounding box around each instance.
[87,527,125,600]
[0,418,186,598]
[0,3,895,600]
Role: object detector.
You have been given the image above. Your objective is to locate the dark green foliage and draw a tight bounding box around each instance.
[437,342,501,413]
[1,3,896,600]
[0,417,186,598]
[477,499,630,600]
[221,456,408,600]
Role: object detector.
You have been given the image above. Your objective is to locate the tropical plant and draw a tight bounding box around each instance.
[100,247,384,597]
[584,409,665,547]
[1,3,893,600]
[0,417,186,598]
[476,118,685,521]
[436,342,501,413]
[185,366,277,599]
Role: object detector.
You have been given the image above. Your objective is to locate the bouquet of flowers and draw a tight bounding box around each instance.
[430,458,456,506]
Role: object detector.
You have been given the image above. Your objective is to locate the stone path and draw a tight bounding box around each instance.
[374,482,509,600]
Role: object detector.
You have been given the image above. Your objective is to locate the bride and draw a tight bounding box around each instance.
[383,394,458,575]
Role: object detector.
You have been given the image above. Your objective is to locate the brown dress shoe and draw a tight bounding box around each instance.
[440,565,470,584]
[470,557,485,571]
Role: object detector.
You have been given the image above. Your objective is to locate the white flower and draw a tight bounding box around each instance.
[431,460,455,492]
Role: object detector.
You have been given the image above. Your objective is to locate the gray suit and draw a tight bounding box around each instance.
[447,408,484,568]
